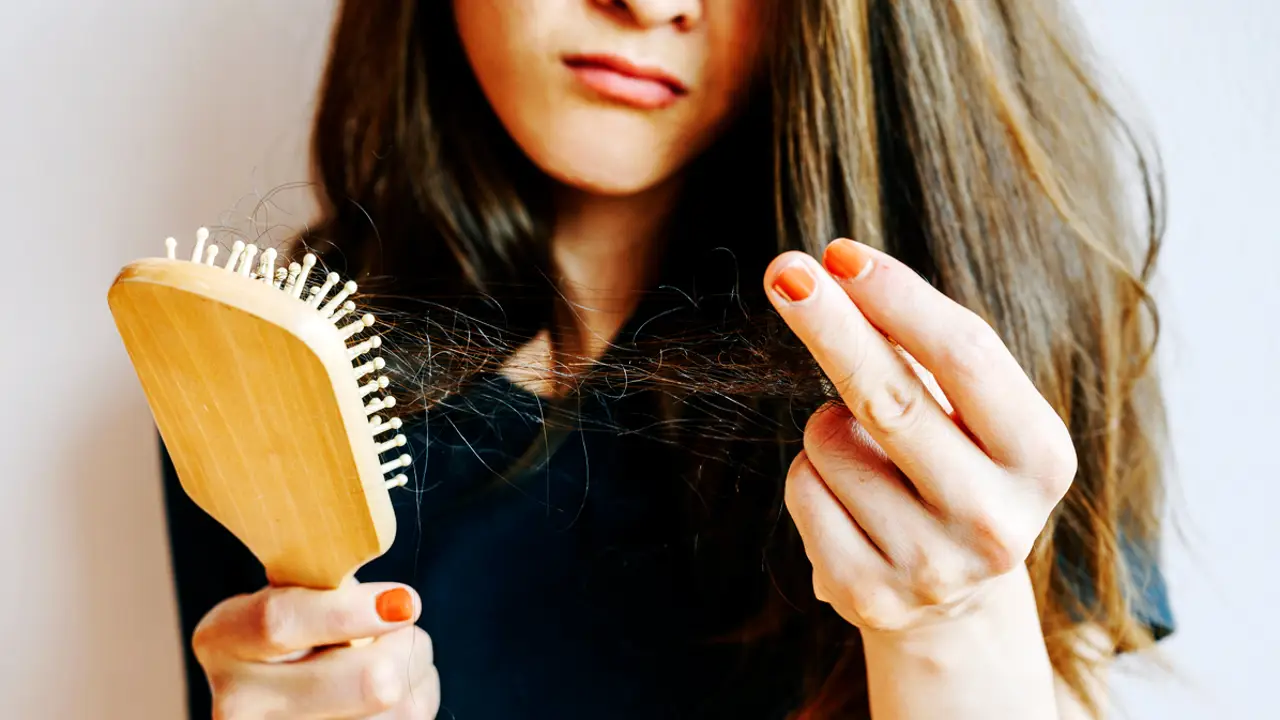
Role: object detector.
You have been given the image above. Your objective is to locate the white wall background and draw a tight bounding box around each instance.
[0,1,1274,718]
[0,2,336,718]
[1073,2,1280,718]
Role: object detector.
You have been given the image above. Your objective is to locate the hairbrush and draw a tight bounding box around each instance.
[108,228,410,590]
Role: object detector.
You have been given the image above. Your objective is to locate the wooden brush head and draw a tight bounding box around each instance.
[108,237,406,589]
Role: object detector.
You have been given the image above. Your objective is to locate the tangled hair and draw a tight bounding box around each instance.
[301,0,1167,716]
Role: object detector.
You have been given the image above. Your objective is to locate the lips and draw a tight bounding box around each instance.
[563,54,688,110]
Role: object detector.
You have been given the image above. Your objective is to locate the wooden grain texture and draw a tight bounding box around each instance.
[107,258,396,589]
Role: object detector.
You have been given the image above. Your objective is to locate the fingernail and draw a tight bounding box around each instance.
[772,265,815,303]
[823,238,874,281]
[375,588,414,623]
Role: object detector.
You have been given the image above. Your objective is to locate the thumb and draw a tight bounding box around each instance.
[199,582,421,663]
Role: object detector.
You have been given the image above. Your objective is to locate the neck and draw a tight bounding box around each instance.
[504,176,681,394]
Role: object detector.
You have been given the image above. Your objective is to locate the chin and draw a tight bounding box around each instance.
[543,155,671,197]
[511,109,688,197]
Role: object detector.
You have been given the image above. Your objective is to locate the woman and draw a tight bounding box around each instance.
[164,1,1174,717]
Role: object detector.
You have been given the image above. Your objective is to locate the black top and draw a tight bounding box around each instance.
[161,373,1174,719]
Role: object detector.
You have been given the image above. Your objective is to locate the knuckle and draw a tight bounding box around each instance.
[360,657,405,712]
[255,592,297,655]
[964,511,1019,575]
[191,621,217,666]
[853,376,927,437]
[1034,430,1079,495]
[192,594,248,665]
[815,570,861,615]
[847,586,903,630]
[908,547,957,606]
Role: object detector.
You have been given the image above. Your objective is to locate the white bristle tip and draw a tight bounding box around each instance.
[239,244,259,275]
[375,434,407,454]
[353,356,387,380]
[191,229,207,262]
[164,237,177,259]
[384,475,408,490]
[339,313,377,341]
[361,375,389,393]
[379,454,412,474]
[329,302,355,323]
[321,278,359,317]
[223,240,245,271]
[370,416,403,437]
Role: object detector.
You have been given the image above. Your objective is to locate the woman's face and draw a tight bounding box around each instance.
[454,0,770,196]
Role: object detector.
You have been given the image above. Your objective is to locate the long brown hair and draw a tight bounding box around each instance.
[304,0,1166,716]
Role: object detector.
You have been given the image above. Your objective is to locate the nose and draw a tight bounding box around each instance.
[592,0,703,30]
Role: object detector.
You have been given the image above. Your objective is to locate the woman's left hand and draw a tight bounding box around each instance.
[765,239,1078,635]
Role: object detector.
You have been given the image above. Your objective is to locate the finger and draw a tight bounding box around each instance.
[375,662,442,720]
[766,252,992,509]
[803,407,990,603]
[244,625,435,718]
[802,404,941,562]
[403,663,443,719]
[785,450,890,591]
[194,583,421,663]
[892,343,953,416]
[821,238,1076,479]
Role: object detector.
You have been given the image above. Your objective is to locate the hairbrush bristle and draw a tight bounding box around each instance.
[223,240,244,271]
[166,227,411,492]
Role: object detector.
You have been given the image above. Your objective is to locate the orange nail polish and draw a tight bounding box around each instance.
[824,238,874,281]
[772,265,816,303]
[376,588,414,623]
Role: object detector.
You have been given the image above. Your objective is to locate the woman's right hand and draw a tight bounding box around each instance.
[193,582,439,719]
